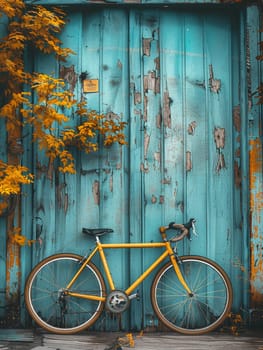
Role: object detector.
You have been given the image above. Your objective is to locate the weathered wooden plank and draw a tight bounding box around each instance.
[40,332,263,350]
[160,12,185,231]
[183,12,207,257]
[0,329,34,341]
[140,9,163,329]
[204,12,235,271]
[129,9,145,330]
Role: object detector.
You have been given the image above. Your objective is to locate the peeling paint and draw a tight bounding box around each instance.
[143,95,148,121]
[188,121,197,135]
[151,194,157,204]
[156,112,161,128]
[134,91,141,105]
[209,64,221,93]
[154,151,160,163]
[92,180,100,205]
[60,65,78,94]
[144,133,150,159]
[117,59,122,69]
[186,151,192,171]
[214,128,225,149]
[154,56,160,71]
[144,71,160,94]
[140,162,149,173]
[109,175,113,192]
[216,149,226,172]
[162,177,171,185]
[163,91,172,128]
[56,182,69,213]
[214,128,226,172]
[143,38,152,56]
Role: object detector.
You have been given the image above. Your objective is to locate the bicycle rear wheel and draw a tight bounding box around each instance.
[151,255,232,335]
[25,253,105,334]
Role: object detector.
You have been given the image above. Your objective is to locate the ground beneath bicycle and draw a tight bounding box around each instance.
[0,329,263,350]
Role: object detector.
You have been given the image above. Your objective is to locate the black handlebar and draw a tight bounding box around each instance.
[160,218,196,242]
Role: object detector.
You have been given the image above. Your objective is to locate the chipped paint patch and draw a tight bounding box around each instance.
[186,151,192,172]
[163,91,172,128]
[60,65,78,94]
[144,71,160,94]
[143,38,151,56]
[188,121,197,135]
[92,180,100,205]
[233,106,241,132]
[209,64,221,93]
[214,127,226,172]
[144,133,150,159]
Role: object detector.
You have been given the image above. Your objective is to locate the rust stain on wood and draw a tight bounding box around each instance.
[249,139,263,187]
[234,161,242,188]
[249,138,263,306]
[233,106,241,132]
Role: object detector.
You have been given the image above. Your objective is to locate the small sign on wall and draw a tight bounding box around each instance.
[83,79,99,93]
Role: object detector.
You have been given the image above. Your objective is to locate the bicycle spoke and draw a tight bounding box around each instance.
[25,254,105,334]
[151,257,232,334]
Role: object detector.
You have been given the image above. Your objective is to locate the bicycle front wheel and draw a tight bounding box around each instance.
[151,256,232,335]
[25,253,106,334]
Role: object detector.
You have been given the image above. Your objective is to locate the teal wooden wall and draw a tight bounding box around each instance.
[1,1,262,330]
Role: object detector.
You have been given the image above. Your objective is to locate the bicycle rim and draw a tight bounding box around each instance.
[25,253,105,334]
[151,256,232,335]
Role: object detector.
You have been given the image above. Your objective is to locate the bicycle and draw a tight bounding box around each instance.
[24,219,233,335]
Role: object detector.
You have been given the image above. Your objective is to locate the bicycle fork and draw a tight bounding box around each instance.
[166,242,193,296]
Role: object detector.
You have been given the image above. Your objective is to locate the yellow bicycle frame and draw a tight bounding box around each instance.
[65,237,192,301]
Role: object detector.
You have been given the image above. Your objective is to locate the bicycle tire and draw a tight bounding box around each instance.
[24,253,106,334]
[151,255,233,335]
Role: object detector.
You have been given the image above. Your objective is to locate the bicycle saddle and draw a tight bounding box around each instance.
[82,228,114,236]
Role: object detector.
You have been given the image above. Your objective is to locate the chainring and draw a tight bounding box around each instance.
[106,290,130,313]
